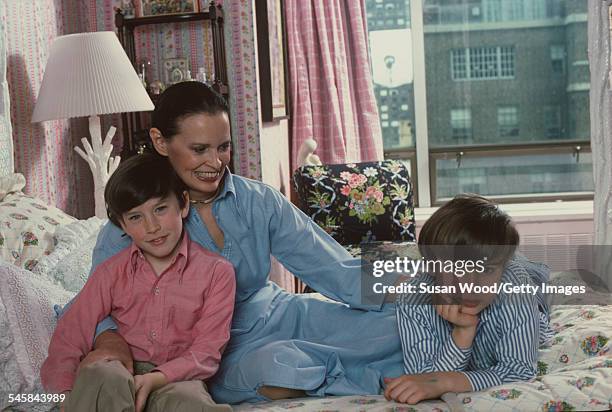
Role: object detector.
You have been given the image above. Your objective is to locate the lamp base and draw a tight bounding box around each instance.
[74,115,121,219]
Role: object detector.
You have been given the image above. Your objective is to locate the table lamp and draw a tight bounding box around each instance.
[32,31,154,218]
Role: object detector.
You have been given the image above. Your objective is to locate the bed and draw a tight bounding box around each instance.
[0,191,610,412]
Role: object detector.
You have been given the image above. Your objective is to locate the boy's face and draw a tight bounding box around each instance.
[119,194,189,262]
[436,262,505,316]
[457,263,504,315]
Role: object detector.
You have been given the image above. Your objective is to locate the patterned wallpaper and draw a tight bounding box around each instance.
[4,0,264,217]
[4,0,88,216]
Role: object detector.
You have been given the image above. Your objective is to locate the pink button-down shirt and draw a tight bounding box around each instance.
[41,233,236,393]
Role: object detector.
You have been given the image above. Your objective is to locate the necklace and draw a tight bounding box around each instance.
[189,183,223,206]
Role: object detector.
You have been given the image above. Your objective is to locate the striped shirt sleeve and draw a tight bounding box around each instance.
[462,298,539,391]
[396,301,472,373]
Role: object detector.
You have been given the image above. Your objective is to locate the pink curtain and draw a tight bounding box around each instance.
[285,0,384,169]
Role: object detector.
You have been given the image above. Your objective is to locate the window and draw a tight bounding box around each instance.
[367,0,592,206]
[550,45,566,74]
[544,105,562,138]
[451,109,472,141]
[497,106,519,137]
[451,46,515,80]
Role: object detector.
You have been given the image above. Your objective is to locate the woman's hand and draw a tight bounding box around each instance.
[383,374,448,404]
[134,372,167,412]
[78,331,134,374]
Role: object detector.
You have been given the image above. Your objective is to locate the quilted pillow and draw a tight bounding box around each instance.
[293,160,416,245]
[33,217,104,292]
[0,192,76,270]
[0,262,73,411]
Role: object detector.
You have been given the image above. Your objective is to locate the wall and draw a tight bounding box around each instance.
[260,120,291,194]
[4,0,93,217]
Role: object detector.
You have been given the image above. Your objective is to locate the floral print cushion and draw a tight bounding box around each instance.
[0,192,75,270]
[293,160,416,245]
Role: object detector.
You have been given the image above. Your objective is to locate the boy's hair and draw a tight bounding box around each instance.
[418,194,519,266]
[105,154,188,227]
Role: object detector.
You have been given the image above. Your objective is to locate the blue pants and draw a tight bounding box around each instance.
[209,289,403,403]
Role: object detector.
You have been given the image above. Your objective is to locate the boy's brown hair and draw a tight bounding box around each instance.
[418,194,519,266]
[105,153,187,227]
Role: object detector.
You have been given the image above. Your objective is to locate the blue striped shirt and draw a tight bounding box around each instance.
[396,258,554,392]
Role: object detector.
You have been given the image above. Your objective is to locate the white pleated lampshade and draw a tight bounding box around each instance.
[32,31,154,122]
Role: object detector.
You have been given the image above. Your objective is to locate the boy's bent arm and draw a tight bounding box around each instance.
[461,301,540,391]
[397,302,472,373]
[41,265,116,393]
[154,261,236,383]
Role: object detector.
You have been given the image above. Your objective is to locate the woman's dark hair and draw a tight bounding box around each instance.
[418,194,519,266]
[152,81,229,138]
[105,153,188,227]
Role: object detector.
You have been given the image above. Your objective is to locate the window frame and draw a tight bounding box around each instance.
[428,142,593,206]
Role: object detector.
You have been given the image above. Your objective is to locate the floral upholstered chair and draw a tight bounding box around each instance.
[293,160,416,247]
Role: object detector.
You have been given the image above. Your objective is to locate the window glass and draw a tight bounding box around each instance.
[451,109,472,141]
[497,106,519,137]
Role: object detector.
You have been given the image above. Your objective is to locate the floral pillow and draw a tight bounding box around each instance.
[0,192,76,270]
[293,160,416,245]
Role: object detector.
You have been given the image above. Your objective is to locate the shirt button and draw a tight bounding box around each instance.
[150,331,157,338]
[154,287,160,295]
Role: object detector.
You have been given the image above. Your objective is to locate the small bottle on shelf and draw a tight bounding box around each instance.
[196,67,208,84]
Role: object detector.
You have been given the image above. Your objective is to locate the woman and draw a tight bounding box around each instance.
[85,81,404,403]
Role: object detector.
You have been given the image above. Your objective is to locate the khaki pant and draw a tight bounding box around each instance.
[65,360,232,412]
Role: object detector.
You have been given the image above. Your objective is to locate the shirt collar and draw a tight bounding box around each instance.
[129,230,190,275]
[217,166,237,205]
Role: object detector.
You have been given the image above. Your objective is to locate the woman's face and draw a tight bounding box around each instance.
[151,112,231,199]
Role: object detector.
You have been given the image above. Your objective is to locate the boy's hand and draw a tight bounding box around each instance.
[383,375,447,404]
[79,331,134,374]
[434,304,479,327]
[134,372,167,412]
[435,304,478,349]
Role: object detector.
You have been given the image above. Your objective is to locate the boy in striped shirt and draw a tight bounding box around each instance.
[386,194,553,404]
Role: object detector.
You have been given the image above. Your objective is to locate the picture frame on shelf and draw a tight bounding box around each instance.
[255,0,290,122]
[137,0,199,17]
[163,58,189,85]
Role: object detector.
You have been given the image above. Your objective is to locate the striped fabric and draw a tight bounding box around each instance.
[285,0,384,169]
[396,258,554,392]
[0,7,13,176]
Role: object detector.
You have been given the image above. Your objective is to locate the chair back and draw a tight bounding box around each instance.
[293,160,416,245]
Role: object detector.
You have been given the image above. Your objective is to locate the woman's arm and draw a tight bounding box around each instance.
[266,188,400,310]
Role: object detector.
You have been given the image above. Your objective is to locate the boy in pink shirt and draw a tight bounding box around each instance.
[41,154,235,412]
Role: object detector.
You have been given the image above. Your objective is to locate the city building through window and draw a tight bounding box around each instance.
[366,0,592,205]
